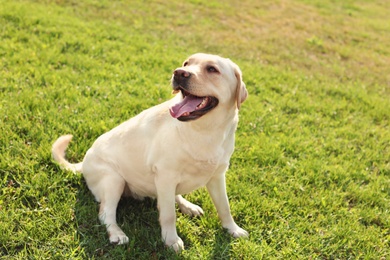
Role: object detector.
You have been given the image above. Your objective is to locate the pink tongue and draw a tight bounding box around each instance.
[169,95,204,118]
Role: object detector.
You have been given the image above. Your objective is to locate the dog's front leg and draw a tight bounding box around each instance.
[206,173,249,238]
[154,173,184,252]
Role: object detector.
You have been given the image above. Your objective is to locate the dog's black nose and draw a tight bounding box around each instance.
[174,69,191,79]
[172,69,191,91]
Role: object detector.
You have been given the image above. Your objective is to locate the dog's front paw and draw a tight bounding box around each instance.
[226,224,249,238]
[109,230,129,245]
[165,236,184,253]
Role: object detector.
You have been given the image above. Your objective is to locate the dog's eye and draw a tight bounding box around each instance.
[183,61,189,67]
[207,66,218,73]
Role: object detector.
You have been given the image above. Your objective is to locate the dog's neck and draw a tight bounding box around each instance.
[174,108,239,162]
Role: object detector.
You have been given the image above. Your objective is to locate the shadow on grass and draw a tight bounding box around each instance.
[74,184,236,258]
[211,229,233,259]
[74,184,177,259]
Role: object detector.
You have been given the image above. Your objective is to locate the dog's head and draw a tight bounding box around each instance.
[169,53,248,121]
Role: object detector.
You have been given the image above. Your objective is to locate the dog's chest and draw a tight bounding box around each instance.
[173,131,235,194]
[175,154,226,195]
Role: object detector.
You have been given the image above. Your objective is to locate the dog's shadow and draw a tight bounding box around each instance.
[210,228,233,259]
[75,184,234,258]
[74,184,173,258]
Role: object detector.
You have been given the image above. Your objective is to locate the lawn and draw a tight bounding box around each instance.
[1,0,389,259]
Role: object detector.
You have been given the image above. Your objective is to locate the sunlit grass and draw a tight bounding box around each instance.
[1,0,389,259]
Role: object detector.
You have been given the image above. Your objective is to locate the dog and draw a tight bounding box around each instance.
[52,53,248,252]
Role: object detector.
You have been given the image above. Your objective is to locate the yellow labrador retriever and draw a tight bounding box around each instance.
[52,53,248,252]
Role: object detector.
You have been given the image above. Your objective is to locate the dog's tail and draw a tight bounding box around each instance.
[52,135,83,173]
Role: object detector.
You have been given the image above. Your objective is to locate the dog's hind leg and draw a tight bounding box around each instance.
[175,195,204,217]
[95,174,129,245]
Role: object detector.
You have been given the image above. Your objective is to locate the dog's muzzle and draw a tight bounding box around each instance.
[172,69,191,91]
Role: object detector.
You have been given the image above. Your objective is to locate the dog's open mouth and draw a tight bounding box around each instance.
[169,89,218,121]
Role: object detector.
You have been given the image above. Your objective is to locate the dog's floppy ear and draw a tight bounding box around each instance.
[234,65,248,110]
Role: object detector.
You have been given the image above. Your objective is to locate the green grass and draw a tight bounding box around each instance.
[1,0,389,259]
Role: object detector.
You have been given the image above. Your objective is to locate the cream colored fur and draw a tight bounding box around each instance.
[52,53,248,252]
